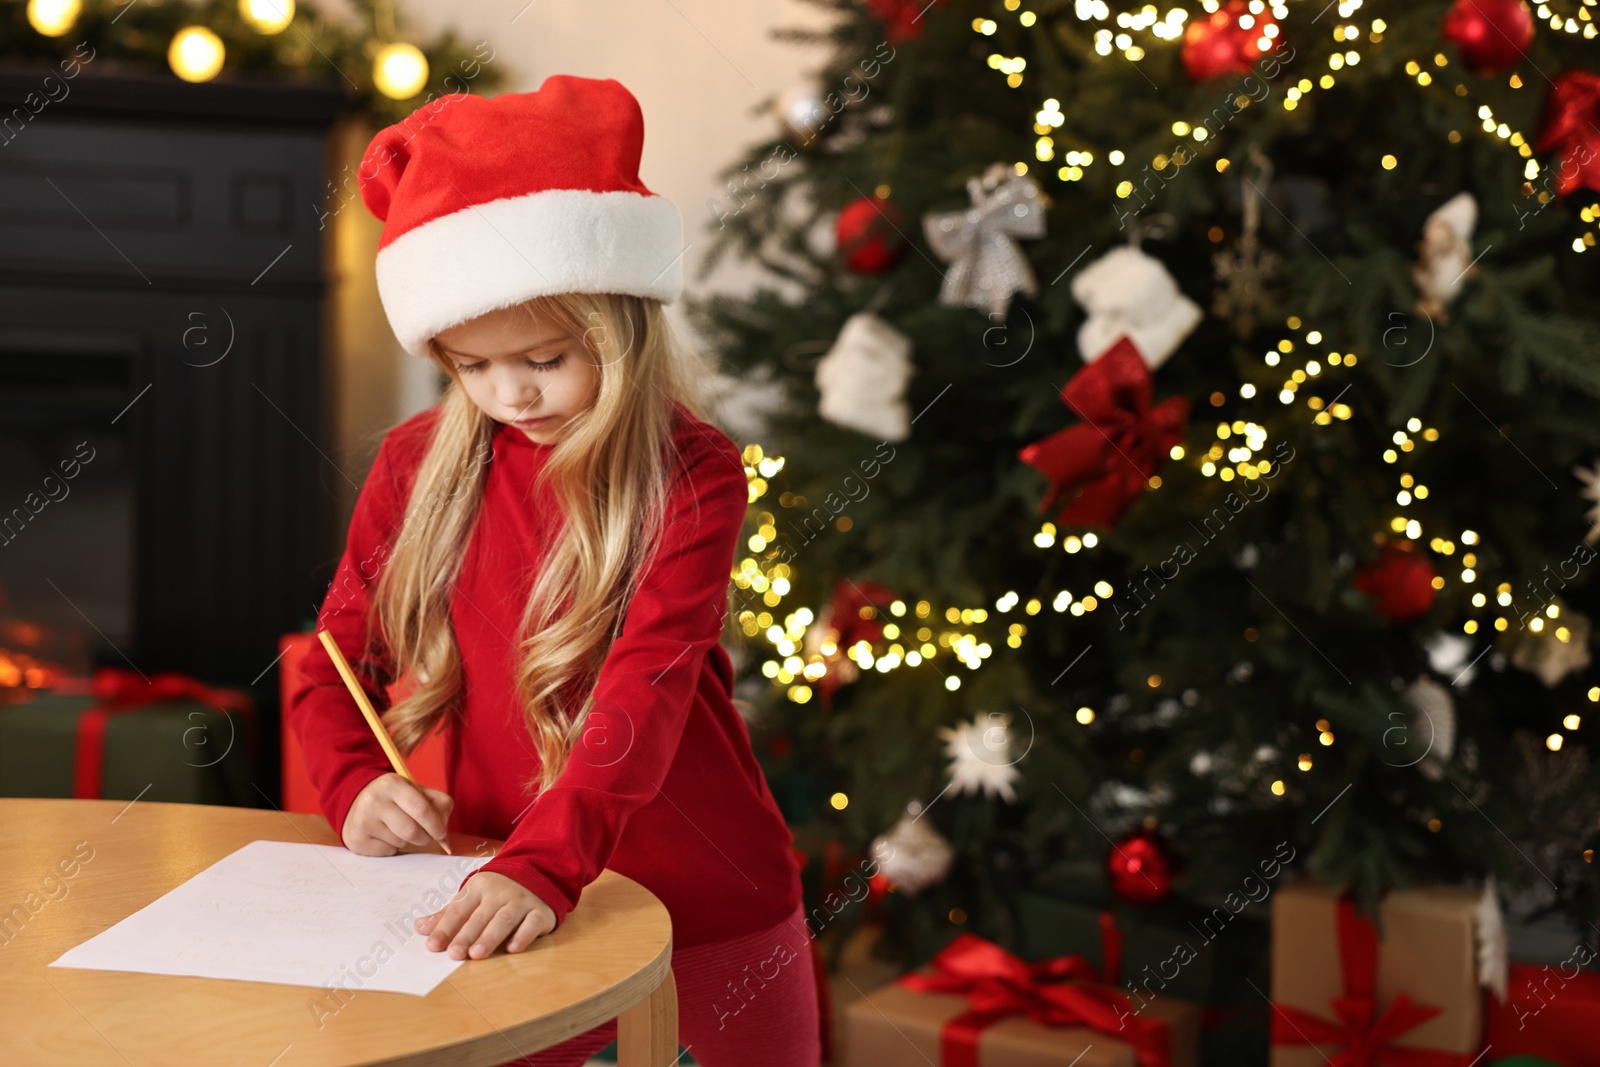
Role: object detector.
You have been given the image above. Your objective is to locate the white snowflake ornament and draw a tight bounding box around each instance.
[1510,603,1592,687]
[1574,460,1600,544]
[938,711,1023,803]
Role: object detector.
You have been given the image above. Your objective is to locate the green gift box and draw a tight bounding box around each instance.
[1009,888,1272,1066]
[0,684,256,805]
[1010,889,1270,1008]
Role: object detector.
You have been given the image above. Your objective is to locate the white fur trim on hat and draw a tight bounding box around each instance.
[375,188,684,358]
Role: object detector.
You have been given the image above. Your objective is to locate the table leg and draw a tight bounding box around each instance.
[617,964,678,1067]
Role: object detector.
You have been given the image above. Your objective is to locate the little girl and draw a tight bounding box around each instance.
[288,75,820,1067]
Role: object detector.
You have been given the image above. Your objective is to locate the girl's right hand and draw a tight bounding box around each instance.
[344,773,454,856]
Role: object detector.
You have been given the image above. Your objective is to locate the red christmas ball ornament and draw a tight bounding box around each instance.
[1106,828,1176,906]
[1353,542,1438,624]
[1442,0,1535,75]
[835,195,907,275]
[867,0,948,43]
[1182,0,1279,83]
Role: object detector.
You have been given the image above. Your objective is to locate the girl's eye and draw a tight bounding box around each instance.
[452,353,563,374]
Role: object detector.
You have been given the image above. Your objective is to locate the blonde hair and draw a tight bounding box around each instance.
[367,292,721,794]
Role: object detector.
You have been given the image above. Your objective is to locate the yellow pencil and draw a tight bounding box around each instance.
[316,629,452,855]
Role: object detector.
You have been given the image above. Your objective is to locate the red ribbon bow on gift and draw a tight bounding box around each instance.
[897,930,1171,1067]
[91,667,250,711]
[1018,336,1189,530]
[71,667,251,799]
[1270,899,1474,1067]
[1535,70,1600,198]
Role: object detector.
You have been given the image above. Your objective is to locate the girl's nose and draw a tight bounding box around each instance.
[497,370,537,411]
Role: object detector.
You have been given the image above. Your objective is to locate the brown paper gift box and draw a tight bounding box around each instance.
[1269,881,1483,1067]
[838,967,1200,1067]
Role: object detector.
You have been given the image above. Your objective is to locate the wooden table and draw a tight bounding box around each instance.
[0,798,678,1066]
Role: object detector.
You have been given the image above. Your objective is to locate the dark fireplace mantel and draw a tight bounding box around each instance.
[0,67,347,687]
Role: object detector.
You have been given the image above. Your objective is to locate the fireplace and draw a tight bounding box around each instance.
[0,69,346,702]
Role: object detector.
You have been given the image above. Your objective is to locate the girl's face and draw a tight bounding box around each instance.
[431,304,599,445]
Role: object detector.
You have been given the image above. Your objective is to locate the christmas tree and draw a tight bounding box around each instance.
[693,0,1600,978]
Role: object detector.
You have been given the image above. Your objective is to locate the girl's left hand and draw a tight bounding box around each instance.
[415,871,557,959]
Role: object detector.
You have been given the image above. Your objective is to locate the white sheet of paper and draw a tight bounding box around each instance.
[51,839,494,996]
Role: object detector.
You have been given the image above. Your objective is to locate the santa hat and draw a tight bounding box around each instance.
[358,75,683,358]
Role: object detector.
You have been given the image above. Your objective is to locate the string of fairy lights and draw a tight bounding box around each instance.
[986,1,1598,253]
[733,324,1587,786]
[22,0,433,97]
[733,444,998,705]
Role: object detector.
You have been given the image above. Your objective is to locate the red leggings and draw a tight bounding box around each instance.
[501,901,821,1067]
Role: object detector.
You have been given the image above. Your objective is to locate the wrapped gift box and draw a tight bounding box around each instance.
[1484,960,1600,1067]
[838,933,1200,1067]
[0,673,256,805]
[277,630,448,815]
[1011,890,1270,1008]
[1270,882,1482,1067]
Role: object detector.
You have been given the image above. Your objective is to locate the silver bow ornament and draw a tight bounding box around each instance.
[922,162,1048,319]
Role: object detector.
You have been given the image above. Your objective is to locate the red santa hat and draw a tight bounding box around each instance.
[358,75,683,358]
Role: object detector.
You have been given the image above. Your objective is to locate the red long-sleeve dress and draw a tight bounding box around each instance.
[286,402,803,950]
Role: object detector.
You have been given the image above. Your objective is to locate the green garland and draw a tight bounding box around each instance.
[0,0,508,124]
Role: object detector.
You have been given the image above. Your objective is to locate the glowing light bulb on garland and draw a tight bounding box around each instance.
[374,42,429,101]
[169,27,226,84]
[240,0,295,35]
[26,0,78,37]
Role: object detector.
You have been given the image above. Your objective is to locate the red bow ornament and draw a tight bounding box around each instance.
[1270,899,1476,1067]
[71,667,251,799]
[815,579,900,707]
[1018,336,1189,530]
[1535,70,1600,198]
[897,931,1173,1067]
